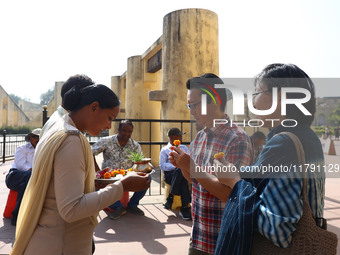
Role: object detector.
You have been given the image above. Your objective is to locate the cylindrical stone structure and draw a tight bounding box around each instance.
[125,55,161,159]
[125,55,143,119]
[125,55,144,146]
[111,76,120,98]
[161,8,219,141]
[110,76,121,136]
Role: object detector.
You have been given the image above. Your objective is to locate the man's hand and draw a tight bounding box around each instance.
[169,146,193,182]
[120,172,151,192]
[214,158,241,189]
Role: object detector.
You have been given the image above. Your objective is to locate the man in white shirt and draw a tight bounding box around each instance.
[159,128,191,220]
[5,128,41,225]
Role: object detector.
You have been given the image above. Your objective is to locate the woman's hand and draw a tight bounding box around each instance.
[120,172,151,192]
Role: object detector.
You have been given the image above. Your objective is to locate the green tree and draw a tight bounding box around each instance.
[40,88,54,105]
[329,102,340,126]
[9,94,22,105]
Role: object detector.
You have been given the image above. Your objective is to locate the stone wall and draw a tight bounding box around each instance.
[26,81,64,128]
[0,85,30,127]
[18,99,41,121]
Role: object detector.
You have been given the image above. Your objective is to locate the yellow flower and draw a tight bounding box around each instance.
[214,152,225,160]
[173,140,181,146]
[104,172,111,179]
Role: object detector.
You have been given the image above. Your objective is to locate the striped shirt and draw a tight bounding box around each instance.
[215,124,325,255]
[190,117,253,254]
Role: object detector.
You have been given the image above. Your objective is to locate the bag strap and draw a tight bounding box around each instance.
[276,132,329,230]
[274,132,307,200]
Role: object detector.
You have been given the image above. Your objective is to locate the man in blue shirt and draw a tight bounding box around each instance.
[159,128,191,220]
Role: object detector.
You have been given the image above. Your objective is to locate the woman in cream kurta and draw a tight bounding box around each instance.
[11,84,150,255]
[26,115,123,254]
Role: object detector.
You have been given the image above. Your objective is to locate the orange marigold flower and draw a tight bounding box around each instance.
[173,140,181,146]
[214,152,225,160]
[103,172,111,179]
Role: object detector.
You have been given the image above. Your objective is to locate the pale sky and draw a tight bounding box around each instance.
[0,0,339,104]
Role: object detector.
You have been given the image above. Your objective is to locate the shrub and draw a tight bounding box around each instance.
[0,126,37,135]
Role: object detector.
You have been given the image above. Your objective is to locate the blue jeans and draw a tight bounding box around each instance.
[5,168,32,224]
[109,189,147,209]
[164,168,191,205]
[109,175,151,209]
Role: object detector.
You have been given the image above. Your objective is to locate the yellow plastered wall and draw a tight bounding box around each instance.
[2,97,8,126]
[140,42,162,164]
[14,110,18,126]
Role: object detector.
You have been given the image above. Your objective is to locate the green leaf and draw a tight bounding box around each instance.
[125,148,144,162]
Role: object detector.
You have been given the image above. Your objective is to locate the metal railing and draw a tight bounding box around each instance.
[1,130,26,163]
[2,119,194,196]
[3,115,260,196]
[90,119,194,196]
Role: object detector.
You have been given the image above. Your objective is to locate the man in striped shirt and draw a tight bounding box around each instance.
[170,73,253,254]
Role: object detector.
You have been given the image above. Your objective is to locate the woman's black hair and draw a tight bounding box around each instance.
[255,63,316,125]
[63,84,120,112]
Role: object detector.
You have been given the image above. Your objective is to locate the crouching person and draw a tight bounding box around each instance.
[5,128,41,226]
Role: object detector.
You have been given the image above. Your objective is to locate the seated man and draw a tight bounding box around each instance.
[92,120,148,220]
[159,128,191,220]
[5,128,41,226]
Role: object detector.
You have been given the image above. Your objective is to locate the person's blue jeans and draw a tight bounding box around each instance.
[109,175,151,209]
[109,189,147,209]
[5,168,32,225]
[164,168,191,205]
